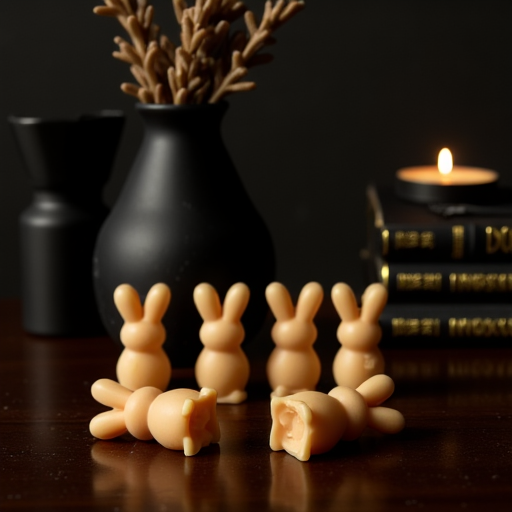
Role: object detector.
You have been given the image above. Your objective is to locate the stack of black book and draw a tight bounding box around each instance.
[365,184,512,345]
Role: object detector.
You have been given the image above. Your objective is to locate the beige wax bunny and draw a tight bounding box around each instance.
[90,378,220,456]
[266,282,323,398]
[270,374,405,462]
[331,282,388,389]
[114,283,171,391]
[194,282,250,404]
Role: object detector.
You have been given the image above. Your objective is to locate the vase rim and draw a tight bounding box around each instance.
[8,110,124,125]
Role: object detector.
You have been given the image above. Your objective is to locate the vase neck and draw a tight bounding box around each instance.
[136,103,228,136]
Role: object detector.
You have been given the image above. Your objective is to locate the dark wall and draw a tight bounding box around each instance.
[1,0,512,299]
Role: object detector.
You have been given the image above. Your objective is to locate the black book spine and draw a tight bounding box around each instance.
[380,304,512,339]
[374,224,512,262]
[376,259,512,302]
[366,184,512,263]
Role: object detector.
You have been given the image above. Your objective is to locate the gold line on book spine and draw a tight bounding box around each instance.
[382,229,389,256]
[452,225,464,259]
[381,263,389,289]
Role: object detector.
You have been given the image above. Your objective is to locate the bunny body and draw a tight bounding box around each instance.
[266,282,323,397]
[194,283,250,404]
[267,347,321,397]
[117,349,171,393]
[332,344,384,390]
[331,282,388,389]
[195,348,249,404]
[90,379,220,456]
[270,374,405,462]
[114,283,172,391]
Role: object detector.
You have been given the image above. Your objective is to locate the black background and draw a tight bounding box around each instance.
[1,0,512,300]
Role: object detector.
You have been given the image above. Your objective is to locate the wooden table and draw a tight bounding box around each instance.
[1,299,511,511]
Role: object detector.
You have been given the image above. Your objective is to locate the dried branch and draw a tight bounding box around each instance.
[94,0,304,104]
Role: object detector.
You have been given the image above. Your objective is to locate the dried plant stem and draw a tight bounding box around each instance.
[94,0,304,104]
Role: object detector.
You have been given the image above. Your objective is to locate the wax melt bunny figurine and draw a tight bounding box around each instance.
[270,374,405,462]
[114,283,171,391]
[194,282,250,404]
[266,282,323,397]
[90,379,220,456]
[331,282,388,389]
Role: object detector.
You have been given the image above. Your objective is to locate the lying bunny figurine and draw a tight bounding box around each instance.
[266,282,323,397]
[114,283,171,391]
[270,374,405,462]
[194,282,250,404]
[90,379,220,456]
[332,282,388,389]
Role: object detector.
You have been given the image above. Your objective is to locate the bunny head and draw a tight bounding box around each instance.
[331,282,387,351]
[114,283,171,351]
[266,282,324,350]
[194,282,249,351]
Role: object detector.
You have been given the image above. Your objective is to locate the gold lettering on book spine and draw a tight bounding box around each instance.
[449,317,512,337]
[396,273,442,291]
[392,318,441,337]
[394,230,435,250]
[452,225,464,259]
[449,273,512,292]
[486,226,512,254]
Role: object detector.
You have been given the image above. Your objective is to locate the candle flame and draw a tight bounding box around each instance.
[438,148,453,175]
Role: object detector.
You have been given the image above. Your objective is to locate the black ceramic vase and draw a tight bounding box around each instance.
[10,111,125,336]
[93,102,275,367]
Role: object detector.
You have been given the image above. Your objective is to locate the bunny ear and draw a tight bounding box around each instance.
[143,283,171,324]
[356,374,395,406]
[194,283,222,322]
[366,407,405,434]
[90,410,128,440]
[331,283,359,322]
[222,283,250,323]
[91,379,132,410]
[114,284,143,323]
[360,283,388,323]
[266,282,295,321]
[295,282,324,322]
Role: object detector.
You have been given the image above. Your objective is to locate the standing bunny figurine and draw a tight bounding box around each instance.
[332,282,388,389]
[266,282,323,398]
[194,282,250,404]
[114,283,171,391]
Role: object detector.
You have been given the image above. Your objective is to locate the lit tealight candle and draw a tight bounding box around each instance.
[395,148,499,204]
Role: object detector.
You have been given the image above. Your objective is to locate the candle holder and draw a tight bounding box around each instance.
[395,148,499,204]
[395,166,499,204]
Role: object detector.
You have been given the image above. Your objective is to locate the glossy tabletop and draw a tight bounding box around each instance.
[1,300,511,511]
